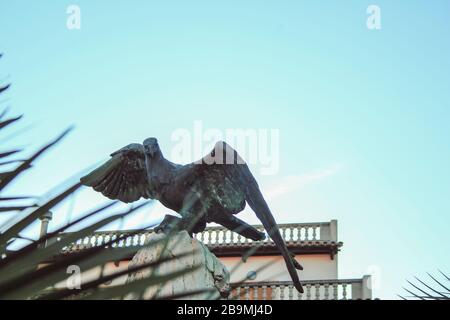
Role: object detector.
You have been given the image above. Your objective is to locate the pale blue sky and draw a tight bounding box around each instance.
[1,1,449,299]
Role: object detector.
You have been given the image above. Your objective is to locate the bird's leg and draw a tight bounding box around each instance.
[213,214,265,241]
[176,210,206,237]
[154,213,205,237]
[154,215,181,234]
[166,191,207,237]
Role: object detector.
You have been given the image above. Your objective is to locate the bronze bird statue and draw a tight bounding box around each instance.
[80,138,304,293]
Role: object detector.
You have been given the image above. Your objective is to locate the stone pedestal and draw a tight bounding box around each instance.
[126,231,230,300]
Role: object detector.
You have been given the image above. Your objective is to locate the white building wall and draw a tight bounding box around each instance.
[221,253,338,283]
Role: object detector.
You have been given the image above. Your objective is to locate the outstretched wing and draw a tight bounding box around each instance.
[80,143,152,203]
[195,141,304,293]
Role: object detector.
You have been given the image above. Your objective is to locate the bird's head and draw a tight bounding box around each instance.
[143,137,160,157]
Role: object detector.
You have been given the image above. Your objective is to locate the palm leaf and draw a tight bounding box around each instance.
[0,201,120,266]
[0,115,22,131]
[84,266,201,300]
[0,69,206,299]
[0,181,82,245]
[38,251,193,300]
[0,127,73,191]
[0,205,35,212]
[401,271,450,300]
[0,84,9,95]
[0,149,21,159]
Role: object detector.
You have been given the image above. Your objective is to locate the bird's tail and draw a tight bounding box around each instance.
[245,183,304,293]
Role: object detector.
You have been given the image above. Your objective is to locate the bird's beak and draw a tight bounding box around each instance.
[146,146,156,157]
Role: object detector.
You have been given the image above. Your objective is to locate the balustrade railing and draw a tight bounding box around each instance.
[196,220,337,247]
[230,277,372,300]
[60,221,338,253]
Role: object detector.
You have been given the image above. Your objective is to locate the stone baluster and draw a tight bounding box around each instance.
[333,283,339,300]
[224,230,229,245]
[103,235,109,247]
[215,230,219,244]
[95,234,101,247]
[298,225,303,241]
[135,234,139,245]
[306,284,311,300]
[312,225,317,240]
[204,229,209,245]
[324,284,330,300]
[315,284,321,300]
[218,230,223,245]
[208,230,213,244]
[342,283,348,300]
[240,234,245,245]
[304,227,309,241]
[220,230,225,245]
[244,286,250,300]
[279,227,285,241]
[217,230,222,244]
[90,235,95,247]
[280,226,286,241]
[253,285,258,300]
[215,230,221,245]
[206,230,211,244]
[288,284,294,300]
[280,285,285,300]
[103,234,109,246]
[112,234,119,247]
[209,231,214,245]
[262,285,267,300]
[297,288,303,300]
[270,285,276,300]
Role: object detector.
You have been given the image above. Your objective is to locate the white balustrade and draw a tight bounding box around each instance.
[230,278,371,300]
[60,221,338,253]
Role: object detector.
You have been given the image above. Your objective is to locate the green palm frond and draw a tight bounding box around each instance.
[0,54,204,300]
[401,271,450,300]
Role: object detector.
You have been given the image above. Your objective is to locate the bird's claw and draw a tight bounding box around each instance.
[290,251,303,270]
